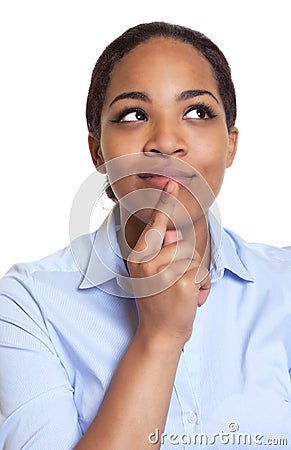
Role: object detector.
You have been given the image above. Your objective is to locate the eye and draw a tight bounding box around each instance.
[111,108,148,123]
[122,110,147,122]
[184,104,217,120]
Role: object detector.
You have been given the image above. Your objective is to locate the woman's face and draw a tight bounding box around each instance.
[92,37,238,231]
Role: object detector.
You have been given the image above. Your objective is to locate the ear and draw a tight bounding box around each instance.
[226,126,239,168]
[88,134,106,174]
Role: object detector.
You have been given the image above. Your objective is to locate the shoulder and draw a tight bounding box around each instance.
[224,227,291,262]
[0,231,97,299]
[224,227,291,280]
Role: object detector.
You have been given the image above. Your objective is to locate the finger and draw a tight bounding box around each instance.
[163,258,210,291]
[194,265,210,285]
[139,240,197,269]
[168,257,201,278]
[181,266,211,306]
[195,269,211,306]
[130,180,180,260]
[163,229,182,246]
[197,278,211,306]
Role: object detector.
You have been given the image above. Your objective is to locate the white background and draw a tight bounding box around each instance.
[1,0,290,276]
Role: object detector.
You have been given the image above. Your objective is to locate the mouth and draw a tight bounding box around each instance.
[138,168,195,188]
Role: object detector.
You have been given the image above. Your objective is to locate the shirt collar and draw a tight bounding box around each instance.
[78,206,254,292]
[209,212,254,283]
[78,206,129,290]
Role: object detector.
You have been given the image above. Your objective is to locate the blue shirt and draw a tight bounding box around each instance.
[1,208,291,449]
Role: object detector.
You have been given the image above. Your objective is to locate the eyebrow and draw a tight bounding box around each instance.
[109,92,150,108]
[178,89,220,104]
[108,89,220,108]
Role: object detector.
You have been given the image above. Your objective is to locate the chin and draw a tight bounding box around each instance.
[135,206,204,231]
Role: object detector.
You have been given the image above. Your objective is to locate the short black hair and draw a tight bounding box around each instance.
[86,21,236,139]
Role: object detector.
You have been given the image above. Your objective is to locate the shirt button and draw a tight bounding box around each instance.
[187,411,198,424]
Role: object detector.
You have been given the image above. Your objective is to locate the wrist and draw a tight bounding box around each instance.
[134,326,187,357]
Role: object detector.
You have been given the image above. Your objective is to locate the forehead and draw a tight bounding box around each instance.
[105,37,219,99]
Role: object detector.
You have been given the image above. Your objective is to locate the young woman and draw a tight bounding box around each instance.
[1,22,290,450]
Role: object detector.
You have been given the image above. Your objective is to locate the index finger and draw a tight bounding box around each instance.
[132,180,180,258]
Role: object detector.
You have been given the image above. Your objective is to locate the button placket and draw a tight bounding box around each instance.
[187,410,198,425]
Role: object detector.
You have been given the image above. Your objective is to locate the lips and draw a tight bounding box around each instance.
[138,167,195,188]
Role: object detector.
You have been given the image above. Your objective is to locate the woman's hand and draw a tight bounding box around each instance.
[127,180,211,347]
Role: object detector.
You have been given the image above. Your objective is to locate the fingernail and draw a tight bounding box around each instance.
[165,180,175,193]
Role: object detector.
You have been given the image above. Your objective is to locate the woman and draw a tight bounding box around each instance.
[0,22,290,450]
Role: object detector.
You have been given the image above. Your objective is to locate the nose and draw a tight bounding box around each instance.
[143,119,188,157]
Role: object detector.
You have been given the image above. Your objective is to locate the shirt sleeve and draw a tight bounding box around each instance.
[0,264,82,449]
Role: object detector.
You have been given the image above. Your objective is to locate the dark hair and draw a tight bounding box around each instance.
[86,21,236,138]
[86,22,237,201]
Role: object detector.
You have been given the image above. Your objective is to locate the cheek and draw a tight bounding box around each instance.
[110,177,134,200]
[201,158,226,195]
[100,124,143,161]
[191,138,229,195]
[100,133,119,161]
